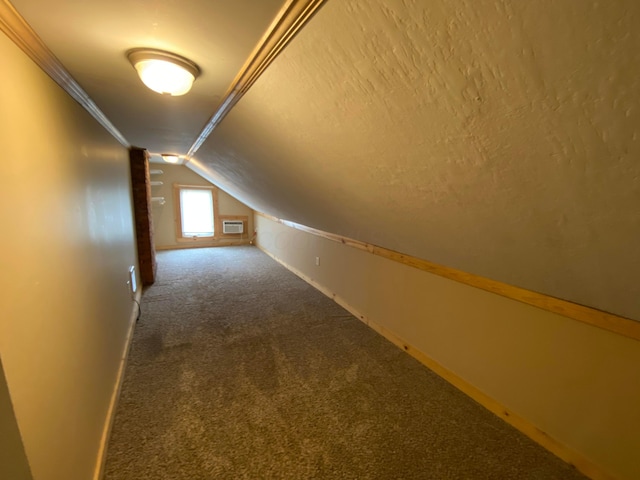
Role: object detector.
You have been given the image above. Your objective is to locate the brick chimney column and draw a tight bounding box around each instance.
[129,147,156,286]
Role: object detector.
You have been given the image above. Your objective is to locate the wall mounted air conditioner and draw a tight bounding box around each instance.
[222,220,244,234]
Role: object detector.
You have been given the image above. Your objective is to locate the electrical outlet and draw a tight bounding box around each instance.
[128,266,137,298]
[315,257,320,266]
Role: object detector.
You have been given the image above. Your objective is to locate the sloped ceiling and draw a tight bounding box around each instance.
[6,0,640,321]
[190,0,640,321]
[10,0,285,153]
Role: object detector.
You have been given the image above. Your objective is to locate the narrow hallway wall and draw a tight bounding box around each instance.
[0,32,139,480]
[0,357,33,480]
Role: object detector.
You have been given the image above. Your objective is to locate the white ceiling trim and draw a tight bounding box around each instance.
[186,0,327,158]
[0,0,130,147]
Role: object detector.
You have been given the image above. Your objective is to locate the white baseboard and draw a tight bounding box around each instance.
[92,289,141,480]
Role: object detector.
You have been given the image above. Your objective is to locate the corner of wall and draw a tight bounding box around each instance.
[254,213,640,480]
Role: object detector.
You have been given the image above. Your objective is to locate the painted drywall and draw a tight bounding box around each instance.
[255,214,640,480]
[192,0,640,322]
[0,32,138,480]
[9,0,286,154]
[150,164,253,249]
[0,358,33,480]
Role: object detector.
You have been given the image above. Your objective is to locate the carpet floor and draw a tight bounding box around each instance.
[103,246,587,480]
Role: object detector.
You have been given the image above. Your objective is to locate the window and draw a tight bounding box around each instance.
[174,185,218,241]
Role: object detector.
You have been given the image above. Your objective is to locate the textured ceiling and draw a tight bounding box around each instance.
[189,0,640,321]
[7,0,640,320]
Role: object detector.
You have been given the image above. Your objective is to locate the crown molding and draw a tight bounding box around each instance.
[0,0,129,147]
[186,0,327,158]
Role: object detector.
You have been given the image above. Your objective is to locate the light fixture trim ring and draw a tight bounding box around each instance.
[127,48,200,79]
[161,154,181,164]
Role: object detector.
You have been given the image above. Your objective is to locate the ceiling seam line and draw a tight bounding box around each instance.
[185,0,328,159]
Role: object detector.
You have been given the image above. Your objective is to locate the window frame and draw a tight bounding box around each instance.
[173,183,219,243]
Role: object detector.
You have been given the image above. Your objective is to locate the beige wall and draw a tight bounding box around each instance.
[150,164,254,249]
[194,0,640,322]
[0,358,33,480]
[255,213,640,480]
[0,33,138,480]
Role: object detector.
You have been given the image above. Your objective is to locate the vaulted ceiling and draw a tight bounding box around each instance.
[10,0,285,154]
[8,0,640,321]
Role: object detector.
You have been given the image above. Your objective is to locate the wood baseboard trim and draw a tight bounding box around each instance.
[256,243,613,480]
[255,212,640,342]
[92,289,141,480]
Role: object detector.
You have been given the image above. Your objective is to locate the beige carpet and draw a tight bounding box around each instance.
[103,246,587,479]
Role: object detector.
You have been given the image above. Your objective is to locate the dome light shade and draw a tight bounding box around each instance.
[161,154,180,164]
[128,49,200,96]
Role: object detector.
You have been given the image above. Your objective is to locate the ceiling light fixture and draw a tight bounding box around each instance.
[161,154,181,164]
[127,48,200,96]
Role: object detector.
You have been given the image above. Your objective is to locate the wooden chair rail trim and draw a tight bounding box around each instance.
[256,246,614,480]
[256,211,640,342]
